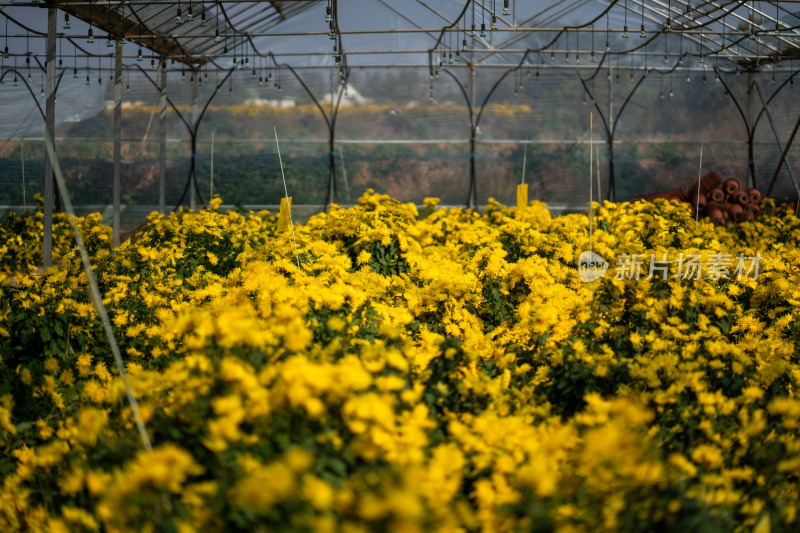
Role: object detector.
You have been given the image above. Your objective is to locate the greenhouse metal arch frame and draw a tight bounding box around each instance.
[0,0,799,266]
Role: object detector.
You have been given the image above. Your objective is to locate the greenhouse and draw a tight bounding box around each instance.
[1,1,800,531]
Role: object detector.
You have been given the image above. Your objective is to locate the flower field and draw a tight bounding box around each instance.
[1,192,800,532]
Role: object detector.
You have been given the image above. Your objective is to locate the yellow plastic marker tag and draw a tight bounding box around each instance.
[517,183,528,210]
[277,196,292,232]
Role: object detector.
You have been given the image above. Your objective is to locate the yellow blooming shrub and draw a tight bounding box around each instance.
[0,195,111,274]
[1,192,800,531]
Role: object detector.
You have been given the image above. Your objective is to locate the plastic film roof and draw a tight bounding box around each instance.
[1,1,799,68]
[1,1,799,138]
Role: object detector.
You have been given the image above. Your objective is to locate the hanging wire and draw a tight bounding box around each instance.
[669,69,674,97]
[64,0,71,29]
[26,29,31,81]
[120,1,127,43]
[471,0,475,37]
[232,31,237,67]
[106,0,113,47]
[448,27,453,63]
[456,23,462,61]
[481,1,486,36]
[630,53,635,83]
[445,27,449,64]
[87,0,94,43]
[214,2,221,42]
[624,0,629,37]
[328,0,335,38]
[716,13,724,82]
[450,26,455,62]
[699,23,704,65]
[150,35,157,70]
[640,0,646,37]
[514,68,518,96]
[666,0,672,29]
[776,0,780,33]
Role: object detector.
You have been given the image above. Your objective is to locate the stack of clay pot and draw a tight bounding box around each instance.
[689,173,761,224]
[634,171,763,225]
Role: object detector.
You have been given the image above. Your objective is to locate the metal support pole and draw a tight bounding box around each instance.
[159,58,167,214]
[469,133,477,209]
[329,131,337,204]
[608,65,615,201]
[21,139,26,208]
[468,63,477,209]
[190,75,199,210]
[43,8,56,267]
[766,112,800,198]
[210,130,215,200]
[748,72,755,188]
[339,145,351,204]
[327,67,336,206]
[747,132,756,188]
[718,68,757,189]
[608,137,616,201]
[113,40,122,248]
[754,81,800,199]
